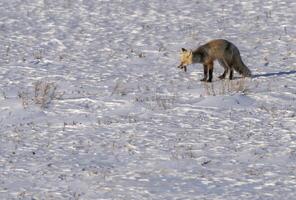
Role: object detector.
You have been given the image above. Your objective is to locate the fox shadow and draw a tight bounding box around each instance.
[252,70,296,78]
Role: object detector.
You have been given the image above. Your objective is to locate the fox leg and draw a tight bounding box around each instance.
[200,64,208,81]
[229,68,234,80]
[218,59,229,79]
[207,62,214,82]
[218,70,228,79]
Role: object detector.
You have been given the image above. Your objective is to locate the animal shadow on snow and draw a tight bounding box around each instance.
[202,70,296,96]
[252,70,296,78]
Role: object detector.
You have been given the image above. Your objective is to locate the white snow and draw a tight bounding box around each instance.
[0,0,296,199]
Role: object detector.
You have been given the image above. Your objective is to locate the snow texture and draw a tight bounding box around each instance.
[0,0,296,199]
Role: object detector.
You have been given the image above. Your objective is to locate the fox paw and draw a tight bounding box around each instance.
[218,75,226,79]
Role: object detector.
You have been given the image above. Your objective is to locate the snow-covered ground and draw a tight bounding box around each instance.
[0,0,296,199]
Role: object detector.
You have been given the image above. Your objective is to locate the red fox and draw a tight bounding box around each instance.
[178,39,252,82]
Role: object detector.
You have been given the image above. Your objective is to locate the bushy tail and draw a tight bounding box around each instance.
[233,49,252,77]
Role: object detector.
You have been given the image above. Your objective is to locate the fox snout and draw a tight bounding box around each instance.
[177,63,187,72]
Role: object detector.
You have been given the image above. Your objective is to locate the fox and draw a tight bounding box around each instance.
[178,39,252,82]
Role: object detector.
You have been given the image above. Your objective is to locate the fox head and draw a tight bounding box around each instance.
[178,48,193,72]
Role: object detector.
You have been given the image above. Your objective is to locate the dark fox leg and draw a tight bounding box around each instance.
[229,68,234,80]
[208,68,213,82]
[218,59,229,79]
[218,71,227,79]
[200,64,208,81]
[207,62,214,82]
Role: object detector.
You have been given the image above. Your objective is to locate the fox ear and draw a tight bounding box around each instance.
[181,48,187,52]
